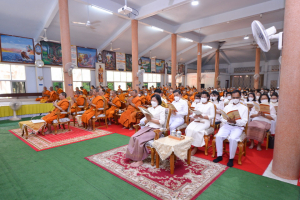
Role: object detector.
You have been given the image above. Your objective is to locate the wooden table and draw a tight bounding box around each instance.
[152,136,194,174]
[19,121,46,139]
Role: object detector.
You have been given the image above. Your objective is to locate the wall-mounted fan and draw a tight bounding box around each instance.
[137,69,145,79]
[73,5,101,30]
[35,59,44,68]
[40,29,60,43]
[64,62,78,76]
[251,20,283,52]
[175,73,183,79]
[110,42,120,51]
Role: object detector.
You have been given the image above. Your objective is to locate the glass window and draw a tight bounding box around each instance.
[143,73,148,82]
[148,74,153,82]
[73,81,82,91]
[0,64,11,80]
[157,74,161,82]
[53,82,64,89]
[51,68,63,81]
[153,74,157,82]
[107,82,114,90]
[168,75,172,83]
[0,81,11,94]
[114,71,121,81]
[114,82,126,91]
[12,82,26,93]
[107,71,114,81]
[120,72,127,81]
[11,65,26,80]
[82,82,90,91]
[82,69,91,81]
[126,72,132,82]
[72,69,82,81]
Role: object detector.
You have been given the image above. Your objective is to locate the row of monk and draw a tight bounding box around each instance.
[40,86,279,168]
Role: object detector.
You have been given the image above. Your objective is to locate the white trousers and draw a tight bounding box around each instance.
[169,117,184,132]
[139,118,146,129]
[215,124,243,159]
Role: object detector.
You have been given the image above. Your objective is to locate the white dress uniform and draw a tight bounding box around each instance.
[212,100,224,123]
[270,101,278,134]
[169,98,188,132]
[185,102,215,147]
[215,102,248,159]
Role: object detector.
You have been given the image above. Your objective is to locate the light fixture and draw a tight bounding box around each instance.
[205,45,213,49]
[91,5,113,14]
[184,38,193,42]
[151,26,164,32]
[244,35,249,40]
[191,0,199,6]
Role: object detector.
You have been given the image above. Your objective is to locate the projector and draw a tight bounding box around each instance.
[118,5,132,15]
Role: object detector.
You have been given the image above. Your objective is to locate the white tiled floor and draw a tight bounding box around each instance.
[263,160,298,185]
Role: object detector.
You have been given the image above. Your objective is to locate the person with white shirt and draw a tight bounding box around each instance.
[126,94,166,168]
[247,93,277,150]
[186,91,215,155]
[191,93,201,108]
[223,92,232,106]
[270,92,279,107]
[211,91,224,124]
[213,90,249,167]
[269,92,279,135]
[169,90,188,132]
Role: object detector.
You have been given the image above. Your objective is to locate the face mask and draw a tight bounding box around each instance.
[248,97,254,101]
[128,94,131,96]
[194,99,200,103]
[151,101,158,107]
[144,93,147,95]
[231,99,240,104]
[227,96,232,100]
[261,99,268,104]
[261,91,264,94]
[271,99,277,103]
[256,96,260,99]
[201,98,208,103]
[212,97,218,101]
[174,96,180,102]
[138,94,141,97]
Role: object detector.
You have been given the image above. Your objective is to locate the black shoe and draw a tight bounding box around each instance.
[227,159,234,167]
[213,156,223,163]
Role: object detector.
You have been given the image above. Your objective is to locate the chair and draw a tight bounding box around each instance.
[70,97,87,126]
[113,101,126,125]
[133,108,172,166]
[92,96,108,131]
[52,101,71,134]
[211,107,249,165]
[202,104,217,155]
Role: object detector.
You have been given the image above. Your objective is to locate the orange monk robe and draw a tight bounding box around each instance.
[81,89,88,96]
[57,88,63,94]
[71,95,85,113]
[104,93,110,102]
[168,93,174,103]
[81,96,104,124]
[106,97,121,119]
[46,91,58,102]
[36,90,50,101]
[190,94,195,102]
[182,94,188,100]
[42,99,70,124]
[119,96,142,128]
[107,88,111,93]
[145,94,151,104]
[140,95,146,105]
[118,93,127,102]
[219,91,224,97]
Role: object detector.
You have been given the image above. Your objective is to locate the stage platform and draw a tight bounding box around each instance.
[0,99,53,120]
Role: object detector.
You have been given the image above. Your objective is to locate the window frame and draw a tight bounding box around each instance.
[0,64,26,94]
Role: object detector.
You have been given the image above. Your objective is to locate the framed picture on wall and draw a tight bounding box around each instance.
[140,57,151,73]
[155,59,165,74]
[102,50,116,70]
[41,41,62,65]
[0,34,35,64]
[34,43,42,55]
[77,46,97,68]
[125,54,132,71]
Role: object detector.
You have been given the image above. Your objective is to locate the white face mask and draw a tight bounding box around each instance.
[212,96,217,101]
[256,96,260,99]
[194,99,200,103]
[270,99,277,103]
[201,98,208,103]
[231,99,240,104]
[138,94,141,97]
[227,96,232,100]
[128,94,131,96]
[174,96,180,102]
[151,101,158,107]
[248,97,254,101]
[144,93,147,95]
[261,99,268,104]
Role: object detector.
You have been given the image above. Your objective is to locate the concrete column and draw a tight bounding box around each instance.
[254,47,261,89]
[272,0,300,180]
[131,20,139,90]
[214,49,219,88]
[171,34,177,89]
[197,43,202,91]
[58,0,73,96]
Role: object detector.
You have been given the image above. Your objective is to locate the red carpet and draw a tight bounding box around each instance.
[85,145,227,200]
[9,125,112,151]
[96,123,135,137]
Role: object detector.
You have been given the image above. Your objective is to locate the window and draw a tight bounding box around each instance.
[143,73,161,89]
[106,71,132,91]
[51,67,64,89]
[0,64,26,94]
[72,69,91,91]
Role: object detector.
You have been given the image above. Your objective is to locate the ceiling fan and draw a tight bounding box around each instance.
[40,29,60,43]
[110,42,120,51]
[73,5,101,30]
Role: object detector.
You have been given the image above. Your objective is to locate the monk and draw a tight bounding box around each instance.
[145,90,151,105]
[119,90,142,130]
[46,87,58,103]
[139,91,146,105]
[167,88,174,103]
[104,90,110,102]
[55,86,63,95]
[80,86,88,96]
[182,90,188,100]
[106,90,121,125]
[36,86,50,101]
[71,91,85,113]
[81,89,104,131]
[42,92,70,134]
[118,85,123,93]
[118,92,127,102]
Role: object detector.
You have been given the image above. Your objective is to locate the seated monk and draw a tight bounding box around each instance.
[71,91,85,113]
[55,86,63,95]
[42,92,70,134]
[36,86,50,101]
[118,92,127,102]
[104,90,110,102]
[168,88,174,103]
[87,90,94,100]
[145,90,151,105]
[182,90,188,100]
[80,86,88,96]
[46,87,58,103]
[81,89,104,131]
[106,90,121,125]
[118,85,123,93]
[138,91,146,106]
[119,90,142,130]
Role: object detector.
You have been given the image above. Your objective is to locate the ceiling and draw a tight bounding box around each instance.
[0,0,284,69]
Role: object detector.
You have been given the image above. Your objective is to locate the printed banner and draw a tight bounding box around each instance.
[116,52,126,71]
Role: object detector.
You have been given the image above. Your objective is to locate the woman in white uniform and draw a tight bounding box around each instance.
[186,91,215,155]
[210,91,224,125]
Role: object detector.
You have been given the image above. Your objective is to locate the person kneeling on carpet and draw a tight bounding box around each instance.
[42,92,70,134]
[126,94,165,168]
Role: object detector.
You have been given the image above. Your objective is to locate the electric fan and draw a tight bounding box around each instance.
[65,62,78,76]
[9,100,22,121]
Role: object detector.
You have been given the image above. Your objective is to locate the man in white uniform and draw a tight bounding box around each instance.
[169,90,188,132]
[213,90,248,167]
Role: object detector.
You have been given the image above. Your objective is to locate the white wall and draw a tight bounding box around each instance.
[90,70,96,87]
[42,67,52,88]
[25,66,37,93]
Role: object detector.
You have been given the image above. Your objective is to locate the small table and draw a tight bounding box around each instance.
[19,121,46,139]
[152,136,194,174]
